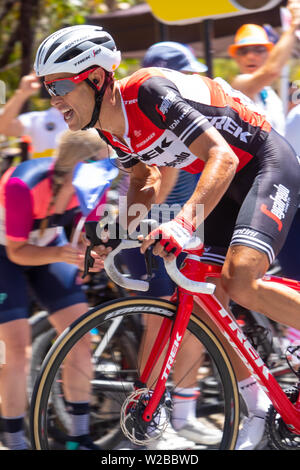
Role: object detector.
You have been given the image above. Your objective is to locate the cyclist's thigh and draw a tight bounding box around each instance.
[0,246,30,324]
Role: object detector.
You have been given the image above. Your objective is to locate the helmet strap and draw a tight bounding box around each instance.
[81,71,113,130]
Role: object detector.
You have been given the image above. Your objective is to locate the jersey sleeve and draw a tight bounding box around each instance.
[113,147,140,169]
[4,177,34,241]
[137,76,212,147]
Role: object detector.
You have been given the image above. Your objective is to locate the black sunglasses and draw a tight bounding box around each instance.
[236,45,268,56]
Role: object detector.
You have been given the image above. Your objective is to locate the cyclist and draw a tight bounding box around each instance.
[34,25,300,451]
[118,41,222,449]
[0,129,112,450]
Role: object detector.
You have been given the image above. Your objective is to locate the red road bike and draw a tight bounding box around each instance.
[30,224,300,450]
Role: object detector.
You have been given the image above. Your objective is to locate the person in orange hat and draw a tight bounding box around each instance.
[228,0,300,136]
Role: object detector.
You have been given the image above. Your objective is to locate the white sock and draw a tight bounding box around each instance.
[147,400,167,436]
[238,377,271,418]
[171,387,200,431]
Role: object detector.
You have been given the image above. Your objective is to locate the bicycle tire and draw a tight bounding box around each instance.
[30,297,240,450]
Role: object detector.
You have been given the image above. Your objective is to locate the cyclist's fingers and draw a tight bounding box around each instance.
[140,236,155,253]
[163,252,176,262]
[93,245,112,256]
[152,240,165,256]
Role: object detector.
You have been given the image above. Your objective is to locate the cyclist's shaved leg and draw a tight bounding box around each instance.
[193,273,270,449]
[139,297,204,388]
[0,319,30,417]
[193,278,251,382]
[222,245,300,330]
[0,319,30,449]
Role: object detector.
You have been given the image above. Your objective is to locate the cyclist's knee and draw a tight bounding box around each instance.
[221,272,256,306]
[221,261,259,306]
[221,246,269,305]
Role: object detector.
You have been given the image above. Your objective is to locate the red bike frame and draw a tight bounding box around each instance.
[139,254,300,434]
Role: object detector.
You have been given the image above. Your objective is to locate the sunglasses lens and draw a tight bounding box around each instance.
[45,79,76,97]
[237,46,267,56]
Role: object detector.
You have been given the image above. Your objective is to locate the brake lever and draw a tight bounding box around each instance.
[144,246,159,280]
[82,245,95,278]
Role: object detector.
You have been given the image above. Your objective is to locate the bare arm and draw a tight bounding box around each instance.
[0,73,41,136]
[174,126,239,229]
[155,167,179,204]
[232,0,300,99]
[5,239,82,266]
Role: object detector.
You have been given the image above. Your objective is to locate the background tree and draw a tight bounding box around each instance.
[0,0,139,100]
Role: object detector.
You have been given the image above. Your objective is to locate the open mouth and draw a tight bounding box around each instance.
[62,108,74,122]
[245,64,258,72]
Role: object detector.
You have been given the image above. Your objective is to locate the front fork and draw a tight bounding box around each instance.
[139,289,193,423]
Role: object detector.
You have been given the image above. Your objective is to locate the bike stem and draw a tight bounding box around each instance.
[141,290,194,422]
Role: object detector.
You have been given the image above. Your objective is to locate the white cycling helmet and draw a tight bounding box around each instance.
[34,25,121,130]
[34,24,121,76]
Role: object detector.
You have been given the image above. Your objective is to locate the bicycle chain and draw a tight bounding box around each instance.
[265,386,300,450]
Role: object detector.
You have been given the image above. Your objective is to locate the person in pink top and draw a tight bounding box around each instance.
[0,129,115,450]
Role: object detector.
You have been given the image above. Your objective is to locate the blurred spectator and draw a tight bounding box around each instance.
[276,81,300,283]
[0,72,67,159]
[228,0,300,135]
[285,82,300,152]
[142,41,207,74]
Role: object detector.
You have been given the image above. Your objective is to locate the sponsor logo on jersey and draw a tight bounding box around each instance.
[124,98,138,105]
[156,90,177,121]
[233,228,258,238]
[260,183,290,231]
[135,132,156,148]
[139,137,173,160]
[206,115,252,143]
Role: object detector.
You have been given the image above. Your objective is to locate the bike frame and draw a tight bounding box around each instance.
[139,254,300,434]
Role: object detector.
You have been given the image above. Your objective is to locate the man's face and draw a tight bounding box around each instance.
[234,45,269,74]
[44,72,95,131]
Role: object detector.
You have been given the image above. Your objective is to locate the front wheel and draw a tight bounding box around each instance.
[30,297,240,450]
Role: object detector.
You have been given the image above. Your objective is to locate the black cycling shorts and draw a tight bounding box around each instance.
[198,129,300,265]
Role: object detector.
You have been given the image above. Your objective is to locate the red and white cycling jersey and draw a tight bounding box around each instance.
[98,67,272,174]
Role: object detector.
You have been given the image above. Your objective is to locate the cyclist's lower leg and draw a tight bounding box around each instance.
[50,303,93,442]
[139,310,203,389]
[193,276,270,450]
[138,296,224,446]
[0,319,30,449]
[139,314,205,437]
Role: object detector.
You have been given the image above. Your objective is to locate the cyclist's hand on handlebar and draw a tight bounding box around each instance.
[78,248,105,272]
[82,232,113,259]
[140,216,195,261]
